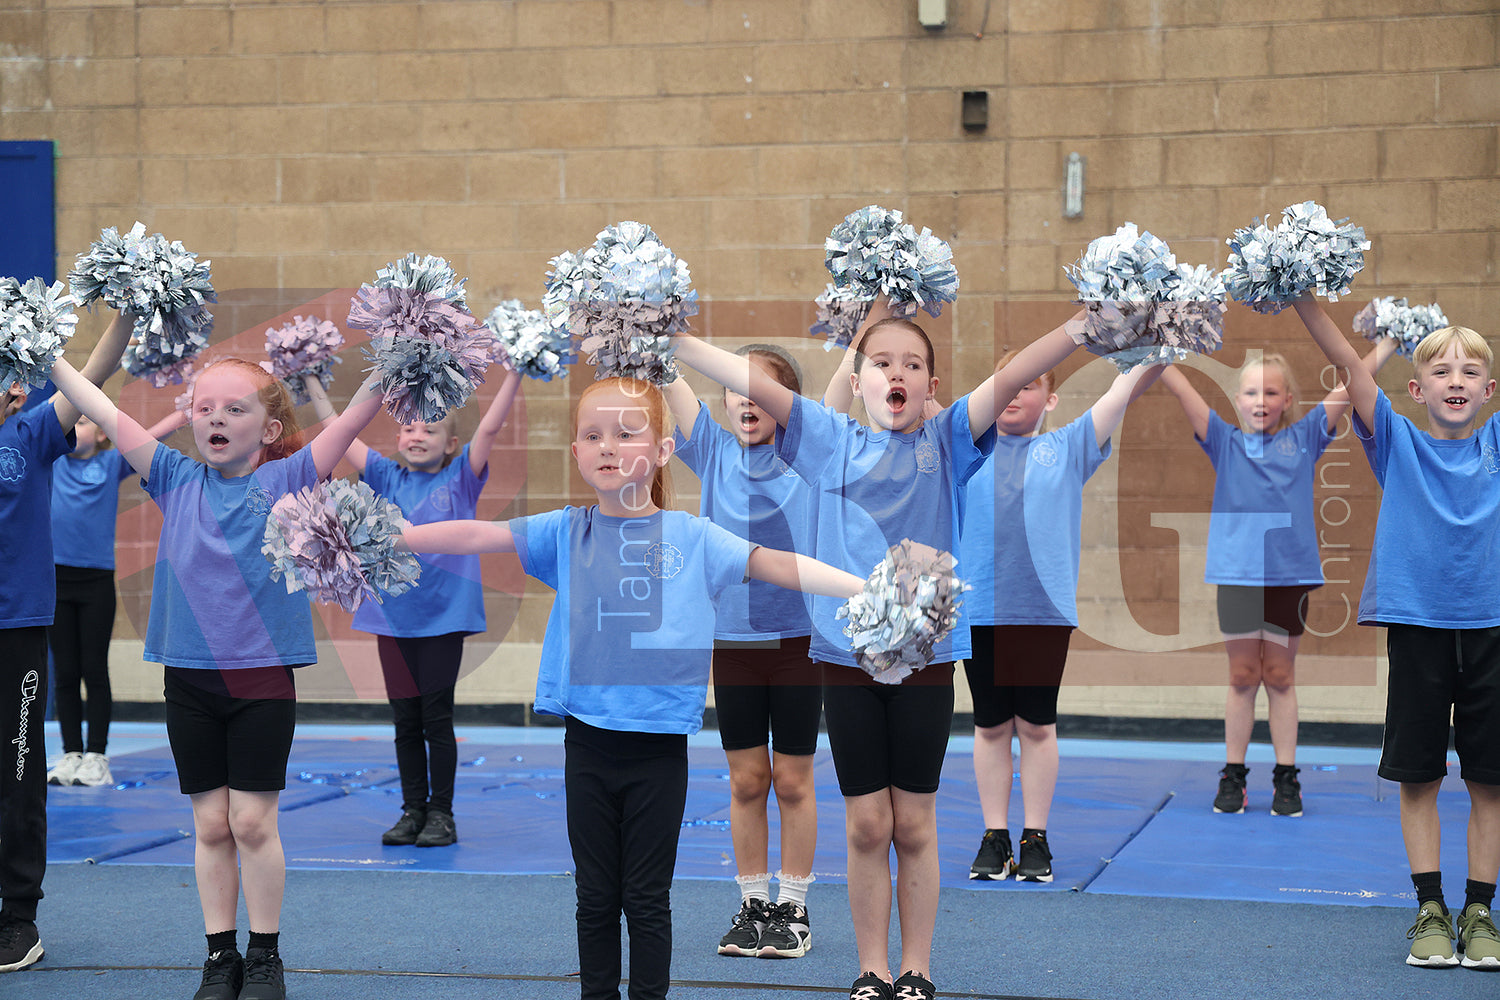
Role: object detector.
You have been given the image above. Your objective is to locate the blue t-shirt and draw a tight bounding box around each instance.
[511,506,752,735]
[1199,405,1335,587]
[776,394,994,667]
[143,445,319,669]
[52,448,135,571]
[673,402,813,641]
[959,412,1111,627]
[0,404,74,627]
[351,444,489,638]
[1354,390,1500,628]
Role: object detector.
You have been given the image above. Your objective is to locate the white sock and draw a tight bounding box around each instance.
[774,871,813,907]
[735,872,771,904]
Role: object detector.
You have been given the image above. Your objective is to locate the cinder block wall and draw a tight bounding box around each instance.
[3,0,1496,723]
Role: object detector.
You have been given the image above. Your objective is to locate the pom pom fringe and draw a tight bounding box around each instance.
[0,278,78,391]
[1223,201,1369,314]
[823,205,959,319]
[837,540,969,685]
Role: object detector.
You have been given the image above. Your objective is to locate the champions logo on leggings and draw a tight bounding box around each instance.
[14,669,39,780]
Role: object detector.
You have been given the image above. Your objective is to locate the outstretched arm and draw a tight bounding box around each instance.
[1157,365,1213,440]
[966,313,1085,442]
[1317,337,1399,432]
[675,335,796,428]
[469,368,521,477]
[822,295,896,413]
[1292,296,1377,431]
[746,547,864,599]
[662,374,701,441]
[51,310,133,430]
[303,373,370,473]
[48,360,157,477]
[1089,363,1166,449]
[310,375,383,481]
[401,519,515,555]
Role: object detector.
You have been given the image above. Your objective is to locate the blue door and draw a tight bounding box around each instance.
[0,140,56,283]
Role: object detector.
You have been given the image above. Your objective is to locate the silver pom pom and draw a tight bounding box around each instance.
[375,253,467,310]
[264,314,345,405]
[0,278,79,391]
[1223,201,1370,314]
[262,478,420,613]
[836,540,970,685]
[484,299,570,381]
[823,206,960,319]
[810,284,874,351]
[1353,296,1449,359]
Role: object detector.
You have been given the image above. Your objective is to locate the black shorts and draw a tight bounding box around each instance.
[1216,585,1314,638]
[164,666,298,795]
[820,661,954,797]
[713,636,821,755]
[1379,624,1500,785]
[964,624,1073,728]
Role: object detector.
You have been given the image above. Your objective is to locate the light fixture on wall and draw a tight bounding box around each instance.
[1064,152,1085,218]
[918,0,947,30]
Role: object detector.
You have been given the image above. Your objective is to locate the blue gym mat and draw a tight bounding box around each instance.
[46,729,1441,906]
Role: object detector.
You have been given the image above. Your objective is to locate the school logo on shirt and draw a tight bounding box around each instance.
[916,441,940,474]
[1030,440,1059,468]
[81,462,108,485]
[776,457,798,478]
[245,485,274,515]
[645,541,684,580]
[430,485,454,512]
[1275,436,1298,458]
[1484,444,1500,475]
[0,448,24,482]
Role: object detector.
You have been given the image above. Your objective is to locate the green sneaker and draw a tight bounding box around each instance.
[1406,901,1459,968]
[1458,902,1500,970]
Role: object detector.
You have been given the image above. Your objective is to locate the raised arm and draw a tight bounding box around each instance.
[309,375,383,481]
[1089,363,1166,450]
[469,368,521,477]
[966,313,1085,442]
[822,295,896,413]
[302,373,370,472]
[662,374,701,441]
[1157,365,1213,440]
[401,519,515,555]
[51,310,133,430]
[47,360,158,477]
[1317,336,1399,433]
[1292,296,1377,431]
[746,546,864,599]
[675,334,796,428]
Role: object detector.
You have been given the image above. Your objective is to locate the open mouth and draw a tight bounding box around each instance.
[208,433,229,447]
[1446,396,1468,407]
[738,412,759,432]
[886,387,907,410]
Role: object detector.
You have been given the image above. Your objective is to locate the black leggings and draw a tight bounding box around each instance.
[564,718,688,1000]
[49,566,116,755]
[377,633,464,814]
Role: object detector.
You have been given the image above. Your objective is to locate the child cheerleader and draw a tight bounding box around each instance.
[664,345,821,959]
[1157,343,1389,816]
[674,313,1089,1000]
[403,376,865,1000]
[961,356,1161,882]
[0,311,130,973]
[310,370,520,849]
[48,408,185,788]
[49,357,382,1000]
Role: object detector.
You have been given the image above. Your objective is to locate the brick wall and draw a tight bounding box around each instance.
[3,0,1496,721]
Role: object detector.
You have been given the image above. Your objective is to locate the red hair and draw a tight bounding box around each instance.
[575,377,674,511]
[192,358,304,464]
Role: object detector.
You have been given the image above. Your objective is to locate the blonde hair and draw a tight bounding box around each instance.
[191,358,304,464]
[1240,353,1300,433]
[1413,326,1492,370]
[575,377,674,511]
[993,348,1057,394]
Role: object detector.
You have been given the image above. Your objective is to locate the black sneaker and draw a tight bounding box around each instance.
[1015,831,1053,883]
[0,915,43,973]
[893,970,936,1000]
[850,971,893,1000]
[758,901,811,958]
[239,945,286,1000]
[1271,765,1303,817]
[969,828,1014,880]
[415,809,457,847]
[716,897,768,956]
[190,948,242,1000]
[381,808,426,846]
[1213,763,1248,814]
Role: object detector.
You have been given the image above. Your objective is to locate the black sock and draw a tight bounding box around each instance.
[206,930,236,955]
[1223,762,1248,776]
[1412,871,1445,911]
[247,931,280,953]
[1465,879,1497,913]
[1272,763,1298,776]
[1021,827,1046,842]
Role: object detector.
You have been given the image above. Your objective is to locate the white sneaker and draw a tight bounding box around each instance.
[72,752,113,787]
[47,751,83,786]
